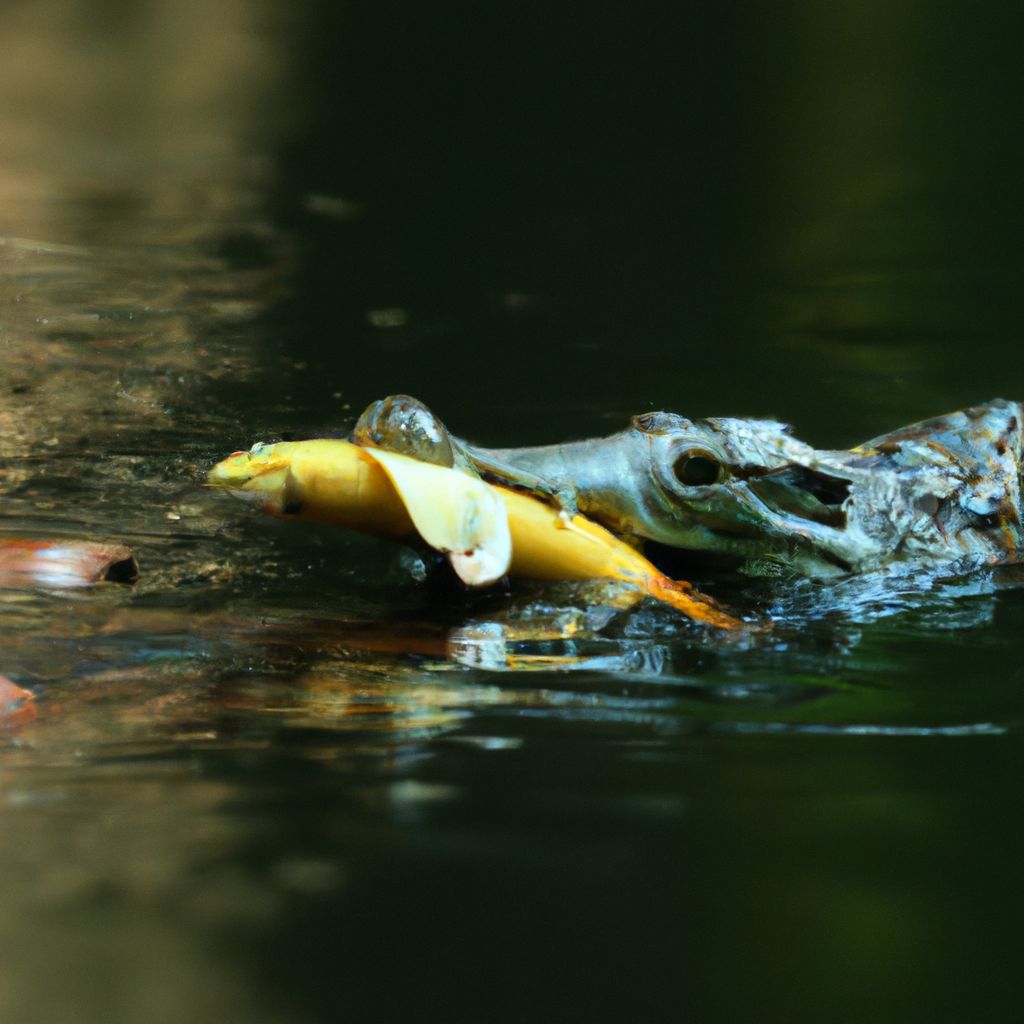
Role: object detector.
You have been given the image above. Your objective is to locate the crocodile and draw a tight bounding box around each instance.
[353,396,1024,579]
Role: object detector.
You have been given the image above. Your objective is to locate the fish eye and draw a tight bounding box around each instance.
[673,451,725,486]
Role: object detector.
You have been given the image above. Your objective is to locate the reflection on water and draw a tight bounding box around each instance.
[3,2,1024,1023]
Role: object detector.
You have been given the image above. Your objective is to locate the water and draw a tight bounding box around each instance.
[2,4,1024,1022]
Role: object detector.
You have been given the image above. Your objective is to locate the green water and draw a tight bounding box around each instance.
[2,3,1024,1022]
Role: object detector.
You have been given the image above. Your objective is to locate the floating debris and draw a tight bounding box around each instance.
[0,540,138,588]
[0,674,36,728]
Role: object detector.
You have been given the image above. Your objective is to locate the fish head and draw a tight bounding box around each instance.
[206,442,294,511]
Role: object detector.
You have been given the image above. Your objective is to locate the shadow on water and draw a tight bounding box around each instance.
[3,2,1024,1023]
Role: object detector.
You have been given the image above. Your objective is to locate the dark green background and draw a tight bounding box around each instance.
[275,1,1024,445]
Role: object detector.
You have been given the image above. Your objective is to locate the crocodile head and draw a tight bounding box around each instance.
[477,400,1024,578]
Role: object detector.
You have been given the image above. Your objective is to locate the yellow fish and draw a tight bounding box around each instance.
[208,439,740,629]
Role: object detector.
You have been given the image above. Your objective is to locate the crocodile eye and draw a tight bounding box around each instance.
[673,452,724,486]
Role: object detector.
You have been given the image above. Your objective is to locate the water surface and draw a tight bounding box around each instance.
[2,4,1024,1022]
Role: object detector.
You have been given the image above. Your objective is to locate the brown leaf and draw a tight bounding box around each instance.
[0,674,37,727]
[0,539,138,588]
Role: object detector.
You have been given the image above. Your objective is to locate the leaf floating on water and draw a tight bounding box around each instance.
[0,540,138,588]
[0,674,37,728]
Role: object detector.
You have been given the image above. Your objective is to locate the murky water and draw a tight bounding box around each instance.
[3,4,1024,1022]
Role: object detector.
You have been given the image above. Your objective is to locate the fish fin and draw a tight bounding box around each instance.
[360,448,512,586]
